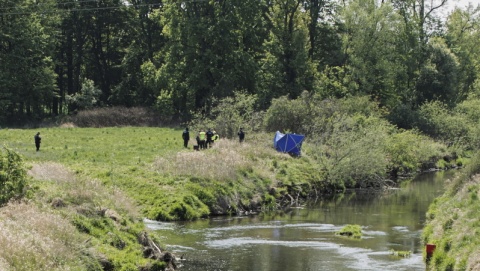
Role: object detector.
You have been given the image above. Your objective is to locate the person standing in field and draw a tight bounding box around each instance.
[238,128,245,143]
[34,132,41,151]
[212,130,219,143]
[206,128,214,148]
[182,127,190,148]
[198,130,207,149]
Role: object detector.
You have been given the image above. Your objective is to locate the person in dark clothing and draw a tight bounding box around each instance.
[206,128,214,148]
[195,134,200,150]
[34,132,41,151]
[238,128,245,143]
[182,128,190,148]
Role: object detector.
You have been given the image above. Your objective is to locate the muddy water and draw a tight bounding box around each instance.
[146,170,457,271]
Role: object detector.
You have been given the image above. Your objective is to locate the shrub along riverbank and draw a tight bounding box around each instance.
[1,94,478,270]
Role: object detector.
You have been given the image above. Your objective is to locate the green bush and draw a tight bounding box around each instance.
[0,147,27,205]
[387,103,419,129]
[385,130,445,175]
[417,101,471,147]
[190,92,259,138]
[66,78,102,110]
[264,93,311,134]
[313,114,390,189]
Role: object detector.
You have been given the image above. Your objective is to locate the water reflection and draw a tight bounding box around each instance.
[146,170,457,271]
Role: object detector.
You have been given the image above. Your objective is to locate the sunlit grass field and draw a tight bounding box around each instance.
[0,127,193,270]
[3,127,181,168]
[1,127,283,220]
[2,127,196,218]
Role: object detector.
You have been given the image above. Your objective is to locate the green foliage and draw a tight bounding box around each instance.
[423,153,480,271]
[154,91,175,119]
[66,79,102,110]
[416,38,460,107]
[339,0,404,107]
[258,0,316,103]
[385,130,444,175]
[315,114,391,189]
[159,0,266,114]
[191,92,260,138]
[185,183,216,207]
[0,0,58,123]
[0,148,27,205]
[262,193,276,211]
[446,8,480,102]
[416,98,480,151]
[264,93,311,133]
[170,195,210,221]
[315,66,358,98]
[0,0,478,127]
[417,101,468,144]
[387,103,419,130]
[263,94,449,189]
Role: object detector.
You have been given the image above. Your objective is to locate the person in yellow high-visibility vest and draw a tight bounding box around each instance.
[212,130,219,142]
[198,130,207,149]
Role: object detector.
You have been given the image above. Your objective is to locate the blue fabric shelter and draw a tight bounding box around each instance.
[273,131,305,156]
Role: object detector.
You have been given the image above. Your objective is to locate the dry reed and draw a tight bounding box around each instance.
[28,162,139,221]
[0,203,85,271]
[154,137,282,181]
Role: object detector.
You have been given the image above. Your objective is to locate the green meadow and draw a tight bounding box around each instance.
[0,123,469,270]
[2,127,284,221]
[1,127,289,270]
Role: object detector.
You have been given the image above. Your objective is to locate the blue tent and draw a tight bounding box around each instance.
[273,131,305,156]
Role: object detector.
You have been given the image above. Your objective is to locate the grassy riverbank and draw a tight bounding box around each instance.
[3,127,287,219]
[0,127,296,270]
[0,123,456,270]
[422,153,480,270]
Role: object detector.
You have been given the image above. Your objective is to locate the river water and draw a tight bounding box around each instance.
[145,170,457,271]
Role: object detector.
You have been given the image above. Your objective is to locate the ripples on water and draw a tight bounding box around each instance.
[145,218,425,271]
[145,171,457,271]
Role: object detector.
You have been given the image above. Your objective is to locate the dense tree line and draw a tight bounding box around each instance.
[0,0,479,125]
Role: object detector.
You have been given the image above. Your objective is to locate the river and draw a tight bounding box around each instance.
[145,170,457,271]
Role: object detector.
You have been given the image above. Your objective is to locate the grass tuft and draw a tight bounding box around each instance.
[0,203,87,271]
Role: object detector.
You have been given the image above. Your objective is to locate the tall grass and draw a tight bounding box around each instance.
[0,203,86,271]
[154,137,281,181]
[0,159,150,271]
[422,153,480,270]
[28,162,139,218]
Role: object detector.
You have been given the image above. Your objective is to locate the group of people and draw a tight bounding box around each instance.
[182,127,245,149]
[196,128,219,149]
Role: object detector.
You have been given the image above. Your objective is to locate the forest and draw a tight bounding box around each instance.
[1,0,479,128]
